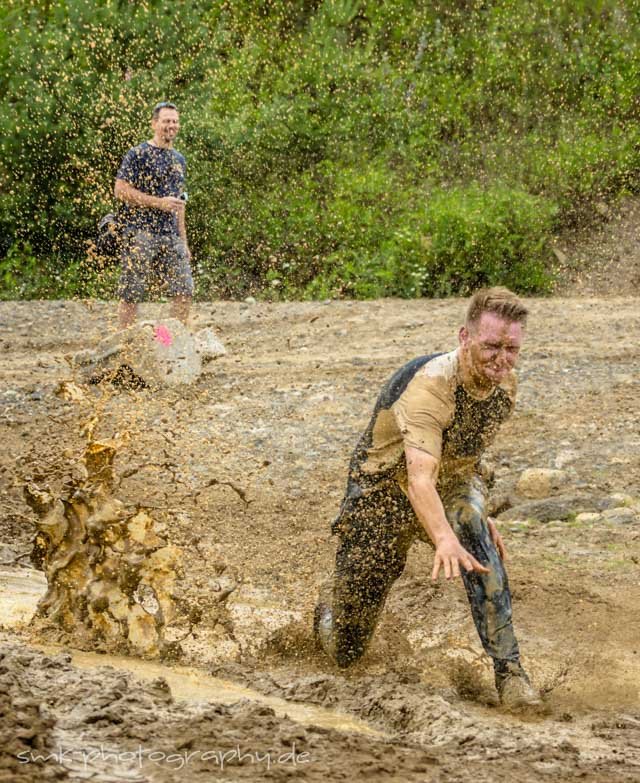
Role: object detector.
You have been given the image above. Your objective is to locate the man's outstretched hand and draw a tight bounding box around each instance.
[432,536,490,581]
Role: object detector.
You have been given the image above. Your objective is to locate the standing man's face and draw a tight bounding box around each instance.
[151,108,180,145]
[459,311,524,388]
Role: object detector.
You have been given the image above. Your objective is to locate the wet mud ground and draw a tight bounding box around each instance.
[0,295,639,782]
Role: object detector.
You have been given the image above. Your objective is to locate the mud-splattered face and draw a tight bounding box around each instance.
[459,312,524,389]
[151,108,180,146]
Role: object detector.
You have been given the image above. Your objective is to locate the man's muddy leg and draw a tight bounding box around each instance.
[315,493,416,668]
[443,476,522,680]
[118,301,138,329]
[169,295,191,326]
[118,231,150,330]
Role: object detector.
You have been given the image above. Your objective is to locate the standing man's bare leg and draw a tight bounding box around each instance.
[170,295,191,326]
[119,301,138,329]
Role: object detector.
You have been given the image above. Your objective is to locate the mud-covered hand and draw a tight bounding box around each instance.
[487,517,507,560]
[432,535,490,581]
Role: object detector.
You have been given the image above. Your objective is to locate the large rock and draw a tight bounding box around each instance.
[602,507,638,525]
[499,494,616,523]
[516,468,568,499]
[73,319,226,388]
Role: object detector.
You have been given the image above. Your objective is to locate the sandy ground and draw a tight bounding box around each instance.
[0,251,639,781]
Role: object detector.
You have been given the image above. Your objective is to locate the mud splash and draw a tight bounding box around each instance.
[0,567,47,627]
[23,438,197,658]
[0,564,381,738]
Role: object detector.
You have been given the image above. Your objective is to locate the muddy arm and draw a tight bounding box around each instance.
[405,446,488,580]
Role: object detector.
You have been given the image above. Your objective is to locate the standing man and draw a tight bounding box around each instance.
[115,101,194,329]
[314,287,540,709]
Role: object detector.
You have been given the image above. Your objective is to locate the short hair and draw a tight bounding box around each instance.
[465,286,528,328]
[152,101,178,119]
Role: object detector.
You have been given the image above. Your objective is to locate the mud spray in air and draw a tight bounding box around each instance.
[24,434,188,658]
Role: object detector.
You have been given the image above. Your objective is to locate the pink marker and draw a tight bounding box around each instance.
[154,324,173,347]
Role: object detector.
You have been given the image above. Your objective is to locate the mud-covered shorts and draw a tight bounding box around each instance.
[118,229,194,303]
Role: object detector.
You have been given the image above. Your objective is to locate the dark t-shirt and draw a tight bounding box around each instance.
[116,141,186,236]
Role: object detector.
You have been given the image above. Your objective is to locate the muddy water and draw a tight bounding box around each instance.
[0,567,47,626]
[0,565,380,738]
[41,645,383,737]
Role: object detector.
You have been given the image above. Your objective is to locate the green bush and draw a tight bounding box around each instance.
[304,182,556,299]
[419,185,557,296]
[0,242,93,300]
[0,0,638,300]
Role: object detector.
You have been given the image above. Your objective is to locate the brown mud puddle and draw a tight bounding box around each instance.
[0,565,381,737]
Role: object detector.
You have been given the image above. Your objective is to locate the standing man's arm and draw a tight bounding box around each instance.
[114,179,184,213]
[405,445,489,580]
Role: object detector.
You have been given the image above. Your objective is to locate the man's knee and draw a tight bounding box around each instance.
[334,634,367,668]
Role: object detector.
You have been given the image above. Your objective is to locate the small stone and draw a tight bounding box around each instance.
[555,450,578,469]
[194,327,227,359]
[575,512,602,524]
[55,380,87,402]
[602,507,636,525]
[244,296,256,305]
[608,493,635,508]
[516,469,568,499]
[500,495,604,523]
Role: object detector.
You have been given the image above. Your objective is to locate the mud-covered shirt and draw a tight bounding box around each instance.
[116,142,186,236]
[344,349,516,500]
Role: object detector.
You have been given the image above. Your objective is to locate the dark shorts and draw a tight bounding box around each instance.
[118,230,194,304]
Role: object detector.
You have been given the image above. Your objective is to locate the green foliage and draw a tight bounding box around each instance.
[0,0,638,299]
[303,181,556,299]
[0,242,91,300]
[419,185,557,296]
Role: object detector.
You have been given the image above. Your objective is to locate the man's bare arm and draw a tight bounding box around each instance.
[114,179,184,214]
[405,445,489,580]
